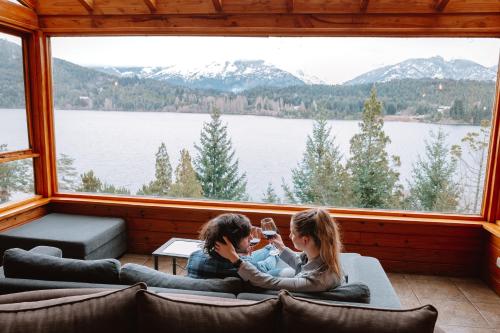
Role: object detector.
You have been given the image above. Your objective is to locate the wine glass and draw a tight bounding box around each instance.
[261,217,280,256]
[249,226,261,247]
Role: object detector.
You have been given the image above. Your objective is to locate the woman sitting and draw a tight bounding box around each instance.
[215,208,343,292]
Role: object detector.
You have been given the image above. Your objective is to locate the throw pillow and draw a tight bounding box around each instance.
[3,248,121,284]
[0,283,145,333]
[120,263,242,293]
[137,290,280,333]
[280,290,438,333]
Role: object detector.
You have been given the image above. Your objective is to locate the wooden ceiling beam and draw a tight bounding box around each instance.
[434,0,451,12]
[360,0,369,12]
[211,0,223,12]
[17,0,36,11]
[77,0,93,13]
[38,13,500,36]
[286,0,294,13]
[144,0,157,13]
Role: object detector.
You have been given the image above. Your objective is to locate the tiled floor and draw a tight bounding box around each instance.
[119,254,500,332]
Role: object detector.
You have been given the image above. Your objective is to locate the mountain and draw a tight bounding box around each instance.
[345,56,497,85]
[93,60,308,93]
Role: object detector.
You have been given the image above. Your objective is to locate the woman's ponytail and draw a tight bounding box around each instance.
[292,208,343,279]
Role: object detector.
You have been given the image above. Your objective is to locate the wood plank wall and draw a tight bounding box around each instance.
[0,205,48,232]
[483,231,500,295]
[49,201,485,277]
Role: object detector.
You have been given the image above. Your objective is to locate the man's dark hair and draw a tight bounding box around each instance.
[199,213,251,255]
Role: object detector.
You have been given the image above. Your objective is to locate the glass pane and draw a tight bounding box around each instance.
[0,158,35,207]
[0,32,29,152]
[51,36,499,215]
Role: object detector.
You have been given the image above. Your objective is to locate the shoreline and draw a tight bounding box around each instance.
[1,107,480,127]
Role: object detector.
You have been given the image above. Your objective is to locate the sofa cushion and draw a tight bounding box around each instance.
[242,282,370,303]
[280,291,438,333]
[0,288,115,304]
[0,283,145,333]
[3,248,121,284]
[136,289,280,333]
[120,263,242,293]
[0,213,126,259]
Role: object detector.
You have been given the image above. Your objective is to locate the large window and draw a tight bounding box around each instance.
[0,32,35,207]
[50,37,499,214]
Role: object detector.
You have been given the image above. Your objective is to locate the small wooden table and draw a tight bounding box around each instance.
[152,238,204,274]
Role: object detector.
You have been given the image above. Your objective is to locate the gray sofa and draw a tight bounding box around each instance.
[0,246,401,309]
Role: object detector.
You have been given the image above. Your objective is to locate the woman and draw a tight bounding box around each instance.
[215,208,343,292]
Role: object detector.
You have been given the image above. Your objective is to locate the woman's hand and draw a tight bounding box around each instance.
[270,234,286,252]
[215,236,240,264]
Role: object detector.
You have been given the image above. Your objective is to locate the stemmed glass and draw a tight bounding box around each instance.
[249,226,261,247]
[261,217,280,256]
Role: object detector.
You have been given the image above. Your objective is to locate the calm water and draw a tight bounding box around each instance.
[0,108,486,201]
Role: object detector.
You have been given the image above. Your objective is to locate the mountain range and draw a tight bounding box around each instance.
[93,56,497,92]
[345,56,497,85]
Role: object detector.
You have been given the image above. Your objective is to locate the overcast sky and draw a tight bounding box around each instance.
[2,33,499,84]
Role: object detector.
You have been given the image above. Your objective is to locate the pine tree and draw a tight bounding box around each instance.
[347,87,401,209]
[284,111,348,206]
[77,170,102,193]
[194,108,247,200]
[0,144,33,203]
[137,142,172,196]
[451,120,490,213]
[450,99,466,120]
[170,149,203,198]
[57,153,78,191]
[262,182,280,204]
[76,169,130,195]
[407,129,459,212]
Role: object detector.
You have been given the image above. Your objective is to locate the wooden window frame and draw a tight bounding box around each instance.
[0,26,39,208]
[44,34,500,224]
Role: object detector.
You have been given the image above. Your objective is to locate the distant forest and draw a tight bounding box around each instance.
[0,40,495,125]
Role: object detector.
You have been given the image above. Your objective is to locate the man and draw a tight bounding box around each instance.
[187,213,294,279]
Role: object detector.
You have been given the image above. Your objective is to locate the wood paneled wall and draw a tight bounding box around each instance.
[482,226,500,295]
[50,200,485,277]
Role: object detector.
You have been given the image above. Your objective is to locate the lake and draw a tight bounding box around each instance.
[0,108,486,203]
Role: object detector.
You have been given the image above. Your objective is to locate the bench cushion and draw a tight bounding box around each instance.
[0,213,126,259]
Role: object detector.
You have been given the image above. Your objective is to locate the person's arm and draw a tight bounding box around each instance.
[278,247,302,272]
[237,261,337,292]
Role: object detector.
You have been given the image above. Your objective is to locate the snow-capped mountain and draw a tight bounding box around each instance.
[345,56,497,85]
[93,60,310,93]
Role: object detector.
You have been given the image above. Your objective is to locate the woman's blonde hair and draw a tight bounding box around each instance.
[291,208,343,278]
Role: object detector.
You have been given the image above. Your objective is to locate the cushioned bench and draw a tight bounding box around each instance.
[0,213,126,260]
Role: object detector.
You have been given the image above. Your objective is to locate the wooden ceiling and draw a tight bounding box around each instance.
[32,0,500,15]
[1,0,500,35]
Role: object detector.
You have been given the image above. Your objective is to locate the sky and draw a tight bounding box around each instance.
[2,33,499,84]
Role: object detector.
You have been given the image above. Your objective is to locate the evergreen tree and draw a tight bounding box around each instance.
[170,149,203,198]
[194,108,247,200]
[407,129,459,212]
[77,170,102,192]
[0,144,33,203]
[76,169,130,195]
[101,183,130,195]
[57,153,78,191]
[284,111,348,206]
[450,99,466,120]
[262,182,280,204]
[137,142,172,196]
[347,87,401,208]
[451,120,490,213]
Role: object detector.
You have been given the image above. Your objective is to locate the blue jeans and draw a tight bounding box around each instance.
[245,245,295,277]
